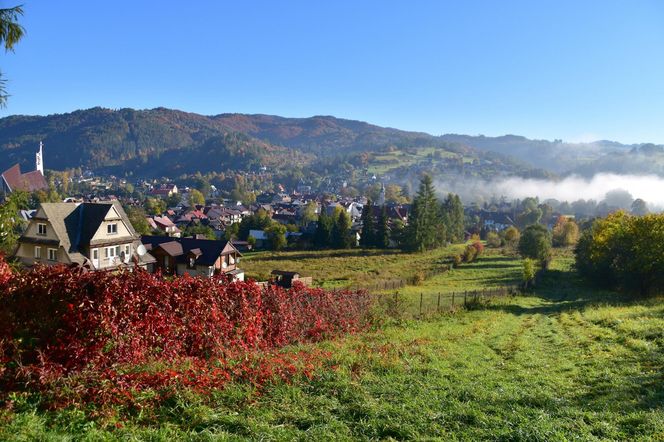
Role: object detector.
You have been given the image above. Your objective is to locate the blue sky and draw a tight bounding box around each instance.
[1,0,663,143]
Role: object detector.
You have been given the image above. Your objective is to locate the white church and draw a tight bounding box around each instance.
[1,142,49,195]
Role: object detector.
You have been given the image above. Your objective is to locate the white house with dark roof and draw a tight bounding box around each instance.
[13,201,155,270]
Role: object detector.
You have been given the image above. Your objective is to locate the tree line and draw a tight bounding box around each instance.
[402,175,465,252]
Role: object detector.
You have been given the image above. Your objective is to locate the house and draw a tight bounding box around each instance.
[14,201,155,271]
[205,206,243,225]
[149,183,178,198]
[141,235,244,280]
[272,212,297,225]
[146,215,181,237]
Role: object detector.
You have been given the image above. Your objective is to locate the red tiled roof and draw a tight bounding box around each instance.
[1,164,48,193]
[153,215,176,228]
[150,188,172,196]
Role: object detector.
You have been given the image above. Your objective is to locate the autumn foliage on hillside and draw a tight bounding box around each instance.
[0,257,373,408]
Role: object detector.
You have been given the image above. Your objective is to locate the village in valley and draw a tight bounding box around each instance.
[1,142,582,284]
[0,2,663,440]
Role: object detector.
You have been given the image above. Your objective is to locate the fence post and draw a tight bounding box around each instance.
[464,291,467,307]
[419,292,423,317]
[437,292,441,311]
[452,292,455,306]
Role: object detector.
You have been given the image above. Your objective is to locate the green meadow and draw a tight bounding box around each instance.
[2,249,662,440]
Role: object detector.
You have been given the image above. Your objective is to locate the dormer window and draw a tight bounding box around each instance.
[107,223,118,234]
[37,223,47,236]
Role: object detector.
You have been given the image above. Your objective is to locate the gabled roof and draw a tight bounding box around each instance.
[1,164,48,193]
[26,202,138,253]
[35,203,80,253]
[153,215,176,228]
[141,235,241,267]
[156,241,183,257]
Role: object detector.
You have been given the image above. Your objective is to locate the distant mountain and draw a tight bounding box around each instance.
[437,134,640,174]
[0,108,311,176]
[0,108,466,177]
[0,107,660,178]
[211,113,445,154]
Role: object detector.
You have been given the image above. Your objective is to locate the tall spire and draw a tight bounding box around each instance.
[35,141,44,175]
[378,182,386,206]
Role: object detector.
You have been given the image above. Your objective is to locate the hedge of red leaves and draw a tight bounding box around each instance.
[0,256,373,408]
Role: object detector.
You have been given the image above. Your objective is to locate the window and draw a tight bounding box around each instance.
[125,244,131,256]
[37,223,47,236]
[105,246,120,259]
[34,246,41,259]
[107,223,118,234]
[92,249,98,260]
[47,248,57,261]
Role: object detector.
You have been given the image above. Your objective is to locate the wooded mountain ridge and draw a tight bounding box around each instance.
[1,107,662,178]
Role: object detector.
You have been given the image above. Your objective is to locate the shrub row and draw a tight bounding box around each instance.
[0,255,373,407]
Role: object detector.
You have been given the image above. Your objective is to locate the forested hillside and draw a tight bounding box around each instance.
[1,107,661,178]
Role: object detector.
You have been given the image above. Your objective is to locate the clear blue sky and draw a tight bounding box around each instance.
[1,0,663,144]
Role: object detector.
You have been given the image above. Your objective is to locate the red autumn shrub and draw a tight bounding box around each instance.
[0,253,12,288]
[472,240,484,256]
[0,263,373,406]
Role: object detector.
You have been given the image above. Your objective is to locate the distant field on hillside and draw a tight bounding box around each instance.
[4,250,662,440]
[366,146,460,175]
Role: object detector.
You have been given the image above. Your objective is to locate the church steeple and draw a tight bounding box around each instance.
[377,182,386,206]
[35,141,44,175]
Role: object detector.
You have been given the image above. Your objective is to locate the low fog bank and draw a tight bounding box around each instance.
[434,173,664,210]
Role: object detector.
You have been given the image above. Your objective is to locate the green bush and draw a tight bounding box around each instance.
[518,224,551,267]
[575,211,664,296]
[486,231,502,248]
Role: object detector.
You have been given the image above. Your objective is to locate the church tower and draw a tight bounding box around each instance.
[35,141,44,175]
[377,182,386,206]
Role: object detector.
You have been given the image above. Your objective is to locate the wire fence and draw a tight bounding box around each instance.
[350,264,454,292]
[371,284,521,319]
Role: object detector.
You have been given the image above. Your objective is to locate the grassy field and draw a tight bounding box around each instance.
[366,146,460,175]
[243,245,524,315]
[2,251,663,440]
[241,245,467,289]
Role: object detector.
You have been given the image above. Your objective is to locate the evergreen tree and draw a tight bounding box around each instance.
[441,193,464,243]
[332,208,352,249]
[405,175,442,251]
[359,200,375,248]
[314,212,333,248]
[375,205,390,248]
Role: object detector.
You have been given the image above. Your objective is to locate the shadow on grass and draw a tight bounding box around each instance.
[451,256,523,272]
[484,267,635,316]
[249,249,404,262]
